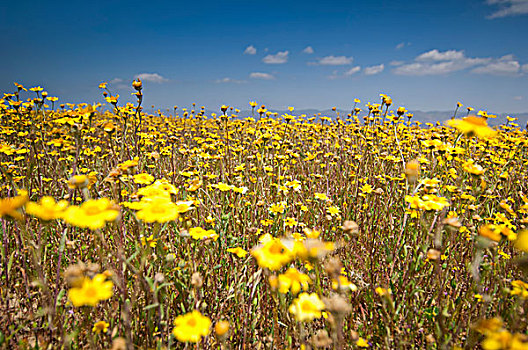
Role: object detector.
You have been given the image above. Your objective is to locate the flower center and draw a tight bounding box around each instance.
[187,318,197,327]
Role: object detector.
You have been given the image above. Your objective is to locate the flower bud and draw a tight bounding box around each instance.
[215,320,230,339]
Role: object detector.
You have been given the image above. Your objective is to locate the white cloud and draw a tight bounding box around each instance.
[134,73,168,83]
[394,60,486,75]
[344,66,361,76]
[390,60,404,66]
[416,49,465,61]
[327,70,340,80]
[109,78,123,84]
[302,46,314,54]
[364,64,385,75]
[244,45,257,55]
[514,95,523,100]
[471,55,521,75]
[262,51,289,64]
[327,66,361,79]
[249,72,275,80]
[393,49,528,76]
[215,77,246,84]
[396,42,411,50]
[312,55,354,65]
[393,49,491,75]
[486,0,528,18]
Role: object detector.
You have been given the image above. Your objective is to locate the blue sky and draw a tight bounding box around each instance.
[1,0,528,113]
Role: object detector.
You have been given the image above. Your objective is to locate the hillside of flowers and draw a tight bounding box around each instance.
[1,80,528,349]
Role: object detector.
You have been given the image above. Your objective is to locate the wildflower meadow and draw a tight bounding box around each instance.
[1,80,528,349]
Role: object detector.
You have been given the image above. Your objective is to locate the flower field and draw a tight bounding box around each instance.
[1,81,528,349]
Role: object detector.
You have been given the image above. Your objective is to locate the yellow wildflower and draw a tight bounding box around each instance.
[269,201,286,215]
[63,198,119,230]
[285,217,298,228]
[291,239,335,261]
[189,227,218,241]
[314,193,329,201]
[514,230,528,252]
[140,234,158,248]
[327,206,340,216]
[303,228,321,239]
[360,184,373,194]
[278,268,311,295]
[510,280,528,299]
[68,273,113,307]
[421,195,449,211]
[216,182,232,191]
[479,224,502,242]
[136,197,179,223]
[227,247,248,258]
[92,321,110,334]
[137,181,176,198]
[251,236,292,271]
[186,178,202,192]
[463,159,485,175]
[481,330,528,350]
[0,193,29,220]
[133,173,154,185]
[25,196,68,221]
[375,287,392,297]
[446,115,497,138]
[172,310,211,343]
[332,275,358,292]
[67,174,92,189]
[174,200,194,214]
[357,338,369,348]
[118,158,139,173]
[289,292,325,322]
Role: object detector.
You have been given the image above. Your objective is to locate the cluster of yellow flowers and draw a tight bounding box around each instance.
[405,193,450,212]
[0,191,119,230]
[123,179,194,223]
[475,318,528,350]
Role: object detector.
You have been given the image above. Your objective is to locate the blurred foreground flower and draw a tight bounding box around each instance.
[278,268,311,295]
[404,160,420,183]
[67,174,91,189]
[215,320,230,340]
[68,273,113,307]
[481,329,528,350]
[0,192,29,220]
[133,173,154,185]
[446,116,497,138]
[172,310,211,343]
[514,230,528,252]
[463,159,485,176]
[289,292,325,322]
[251,235,292,270]
[510,280,528,299]
[26,196,69,221]
[290,238,335,261]
[136,197,179,223]
[63,198,119,230]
